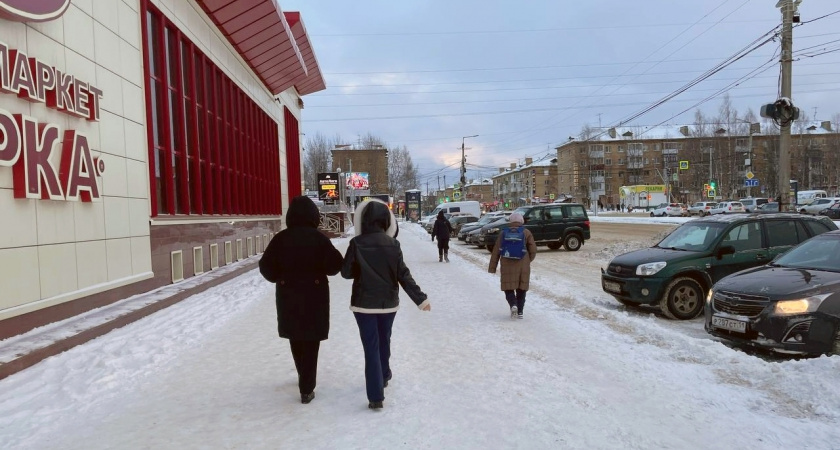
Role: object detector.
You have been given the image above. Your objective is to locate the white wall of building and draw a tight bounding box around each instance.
[0,0,302,321]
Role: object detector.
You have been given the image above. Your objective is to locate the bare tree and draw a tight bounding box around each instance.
[387,145,419,200]
[303,132,339,190]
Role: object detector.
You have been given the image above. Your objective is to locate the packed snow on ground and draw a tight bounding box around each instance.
[1,219,839,449]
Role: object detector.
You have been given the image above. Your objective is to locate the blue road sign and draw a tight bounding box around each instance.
[744,179,759,187]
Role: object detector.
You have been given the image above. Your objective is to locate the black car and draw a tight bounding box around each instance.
[819,203,840,219]
[480,203,590,252]
[754,202,780,213]
[458,213,508,241]
[602,214,838,320]
[705,230,840,356]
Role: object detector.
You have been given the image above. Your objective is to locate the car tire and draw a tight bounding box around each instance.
[563,234,582,251]
[659,277,704,320]
[832,328,840,356]
[650,212,654,217]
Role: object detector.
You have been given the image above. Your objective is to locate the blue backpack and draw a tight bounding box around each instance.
[499,227,526,259]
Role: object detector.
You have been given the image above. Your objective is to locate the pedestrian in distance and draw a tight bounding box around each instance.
[341,199,430,410]
[488,212,537,319]
[258,196,344,405]
[431,210,453,262]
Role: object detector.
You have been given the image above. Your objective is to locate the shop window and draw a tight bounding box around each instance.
[143,4,281,217]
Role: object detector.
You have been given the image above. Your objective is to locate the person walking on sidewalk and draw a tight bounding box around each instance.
[341,199,430,410]
[258,196,344,405]
[488,212,537,319]
[431,210,453,262]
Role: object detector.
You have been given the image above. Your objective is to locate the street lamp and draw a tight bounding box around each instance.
[461,135,478,187]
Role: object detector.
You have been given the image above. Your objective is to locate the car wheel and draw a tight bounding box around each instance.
[830,327,840,355]
[650,212,654,217]
[659,277,704,320]
[616,298,641,307]
[547,242,561,250]
[563,234,582,251]
[800,209,807,214]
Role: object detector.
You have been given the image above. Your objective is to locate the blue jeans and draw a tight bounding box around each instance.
[504,289,527,313]
[353,312,396,402]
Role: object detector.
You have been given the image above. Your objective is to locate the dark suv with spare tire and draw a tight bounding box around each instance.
[480,203,590,252]
[601,213,838,320]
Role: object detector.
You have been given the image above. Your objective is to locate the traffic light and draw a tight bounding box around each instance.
[710,179,717,190]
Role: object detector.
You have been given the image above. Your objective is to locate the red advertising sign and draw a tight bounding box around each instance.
[0,41,104,202]
[0,0,71,23]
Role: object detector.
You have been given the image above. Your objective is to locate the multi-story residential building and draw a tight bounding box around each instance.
[556,123,840,208]
[331,147,389,202]
[491,157,559,208]
[463,178,494,203]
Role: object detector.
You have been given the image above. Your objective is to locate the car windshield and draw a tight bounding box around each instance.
[773,235,840,272]
[655,222,728,251]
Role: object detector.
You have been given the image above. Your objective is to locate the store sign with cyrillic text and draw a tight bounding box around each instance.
[0,0,71,23]
[0,41,105,202]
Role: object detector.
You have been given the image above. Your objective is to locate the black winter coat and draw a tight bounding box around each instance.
[432,218,452,242]
[341,200,427,313]
[259,196,343,341]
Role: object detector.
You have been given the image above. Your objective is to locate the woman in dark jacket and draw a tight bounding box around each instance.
[431,211,453,262]
[259,196,343,404]
[341,199,430,410]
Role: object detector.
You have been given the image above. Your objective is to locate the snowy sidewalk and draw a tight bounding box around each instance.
[0,223,837,449]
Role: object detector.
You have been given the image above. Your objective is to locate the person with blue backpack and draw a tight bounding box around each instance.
[488,212,537,319]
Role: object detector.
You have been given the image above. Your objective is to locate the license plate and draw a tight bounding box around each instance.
[712,315,747,333]
[603,280,621,293]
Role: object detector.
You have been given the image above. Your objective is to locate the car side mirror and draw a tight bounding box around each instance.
[717,245,736,259]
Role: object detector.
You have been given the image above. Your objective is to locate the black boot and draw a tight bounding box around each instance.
[301,392,315,404]
[368,401,383,409]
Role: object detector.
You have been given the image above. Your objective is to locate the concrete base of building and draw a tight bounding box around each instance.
[0,257,261,381]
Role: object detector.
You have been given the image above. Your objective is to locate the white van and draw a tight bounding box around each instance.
[429,201,481,218]
[797,190,828,205]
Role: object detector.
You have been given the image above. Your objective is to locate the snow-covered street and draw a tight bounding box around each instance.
[1,220,839,449]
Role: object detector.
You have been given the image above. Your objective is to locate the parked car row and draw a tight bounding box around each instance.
[601,213,840,356]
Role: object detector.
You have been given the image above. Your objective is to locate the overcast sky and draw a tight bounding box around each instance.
[282,0,840,189]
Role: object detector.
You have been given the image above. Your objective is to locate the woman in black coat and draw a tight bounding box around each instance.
[341,199,429,410]
[259,196,343,404]
[431,210,453,262]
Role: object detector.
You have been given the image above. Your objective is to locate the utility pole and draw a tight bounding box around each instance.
[461,135,478,188]
[349,158,355,209]
[777,0,796,209]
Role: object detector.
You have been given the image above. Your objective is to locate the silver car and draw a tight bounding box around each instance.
[688,201,717,216]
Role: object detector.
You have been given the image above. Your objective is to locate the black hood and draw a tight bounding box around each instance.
[360,200,391,234]
[286,196,320,228]
[715,266,840,298]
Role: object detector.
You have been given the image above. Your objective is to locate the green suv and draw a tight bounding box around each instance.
[601,213,838,320]
[480,203,591,252]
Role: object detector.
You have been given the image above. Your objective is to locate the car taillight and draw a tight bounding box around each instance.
[728,206,732,210]
[584,220,590,227]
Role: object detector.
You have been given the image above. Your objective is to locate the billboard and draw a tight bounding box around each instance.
[346,172,370,196]
[405,190,421,222]
[317,172,340,204]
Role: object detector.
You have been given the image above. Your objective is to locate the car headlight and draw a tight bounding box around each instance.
[706,289,714,304]
[486,227,500,234]
[774,294,831,315]
[635,261,667,276]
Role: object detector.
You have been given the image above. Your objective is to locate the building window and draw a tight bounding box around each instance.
[143,4,280,217]
[618,158,624,165]
[605,146,611,153]
[606,159,611,165]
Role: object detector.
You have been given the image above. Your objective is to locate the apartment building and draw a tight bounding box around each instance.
[491,157,559,208]
[556,124,840,208]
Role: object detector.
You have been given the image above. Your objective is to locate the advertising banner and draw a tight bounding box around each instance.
[405,190,421,222]
[345,172,370,196]
[317,172,340,204]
